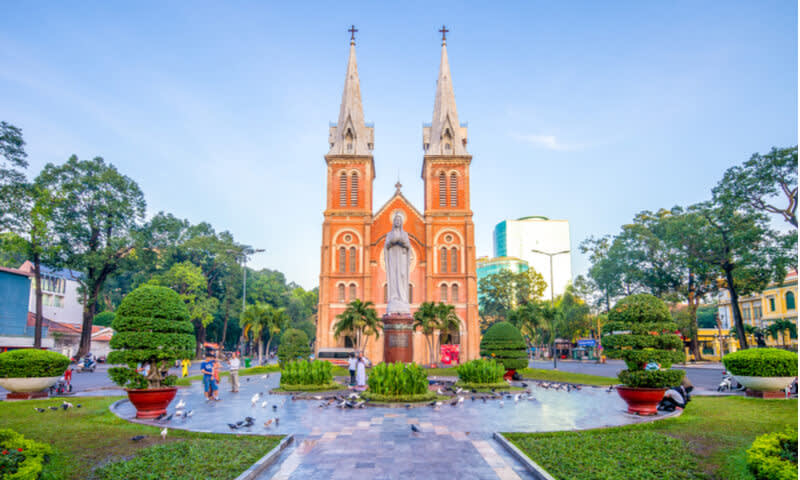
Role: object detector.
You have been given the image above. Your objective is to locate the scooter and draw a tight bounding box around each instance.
[78,356,96,373]
[717,371,744,392]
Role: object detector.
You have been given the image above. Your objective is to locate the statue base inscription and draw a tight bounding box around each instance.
[383,313,414,363]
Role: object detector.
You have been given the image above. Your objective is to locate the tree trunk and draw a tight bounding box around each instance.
[265,337,272,365]
[687,272,703,361]
[194,322,207,358]
[220,309,230,351]
[257,338,263,366]
[724,268,748,349]
[33,254,43,349]
[77,283,101,358]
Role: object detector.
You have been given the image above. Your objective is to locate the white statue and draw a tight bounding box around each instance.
[385,213,411,314]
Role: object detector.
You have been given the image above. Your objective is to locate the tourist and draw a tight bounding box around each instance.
[212,356,221,400]
[201,353,216,401]
[228,351,241,393]
[355,353,367,390]
[347,352,357,386]
[181,358,191,378]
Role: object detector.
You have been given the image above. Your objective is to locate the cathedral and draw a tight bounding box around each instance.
[316,30,479,365]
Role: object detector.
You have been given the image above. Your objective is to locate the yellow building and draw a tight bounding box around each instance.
[701,270,799,359]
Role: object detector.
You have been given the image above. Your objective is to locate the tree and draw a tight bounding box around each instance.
[579,236,625,311]
[0,122,29,231]
[766,319,797,347]
[478,269,546,323]
[413,302,440,366]
[239,302,285,365]
[333,299,381,353]
[436,303,461,346]
[93,311,115,327]
[508,302,542,351]
[38,156,145,357]
[276,328,311,365]
[713,146,798,228]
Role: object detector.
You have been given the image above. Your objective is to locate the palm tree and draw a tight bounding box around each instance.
[334,299,382,353]
[413,302,440,366]
[509,302,541,353]
[240,303,268,365]
[767,319,797,347]
[263,305,288,360]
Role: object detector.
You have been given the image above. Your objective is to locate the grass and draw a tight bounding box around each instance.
[518,367,617,386]
[0,397,282,480]
[361,390,438,403]
[175,364,280,386]
[505,396,798,480]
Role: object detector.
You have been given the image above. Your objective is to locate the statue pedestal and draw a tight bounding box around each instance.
[383,313,414,363]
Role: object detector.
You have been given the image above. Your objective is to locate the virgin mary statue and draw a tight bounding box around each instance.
[385,213,411,314]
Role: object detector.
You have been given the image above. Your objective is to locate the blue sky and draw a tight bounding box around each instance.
[1,1,796,289]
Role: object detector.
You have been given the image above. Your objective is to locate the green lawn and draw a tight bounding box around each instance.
[518,367,618,386]
[0,397,281,480]
[505,396,798,480]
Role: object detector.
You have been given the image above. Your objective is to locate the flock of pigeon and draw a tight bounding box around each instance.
[33,400,81,412]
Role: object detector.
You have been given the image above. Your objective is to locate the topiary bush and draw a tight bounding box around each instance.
[0,428,52,480]
[276,329,311,365]
[367,362,428,397]
[746,429,797,480]
[456,359,505,385]
[480,321,528,370]
[108,285,195,389]
[0,349,70,378]
[601,294,685,389]
[280,359,332,387]
[93,311,115,327]
[723,348,798,377]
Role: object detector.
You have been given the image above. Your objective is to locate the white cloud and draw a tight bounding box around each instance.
[512,133,581,151]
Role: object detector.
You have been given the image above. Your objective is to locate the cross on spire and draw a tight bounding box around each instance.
[395,180,402,194]
[438,25,449,44]
[348,25,358,43]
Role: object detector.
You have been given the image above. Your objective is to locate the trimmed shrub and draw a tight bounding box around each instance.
[93,311,115,327]
[723,348,798,377]
[108,285,195,389]
[456,359,505,384]
[747,429,797,480]
[280,360,332,386]
[277,329,311,365]
[367,362,428,396]
[602,294,685,389]
[0,428,52,480]
[0,349,69,378]
[480,321,528,370]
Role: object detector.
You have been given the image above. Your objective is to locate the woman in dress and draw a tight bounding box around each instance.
[355,353,367,390]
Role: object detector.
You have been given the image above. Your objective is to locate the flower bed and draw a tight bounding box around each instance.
[746,429,797,480]
[723,349,798,378]
[0,428,52,480]
[0,350,70,379]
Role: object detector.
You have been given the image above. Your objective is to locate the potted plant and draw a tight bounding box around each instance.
[0,349,70,399]
[602,294,685,415]
[479,321,528,380]
[723,348,797,395]
[108,285,196,418]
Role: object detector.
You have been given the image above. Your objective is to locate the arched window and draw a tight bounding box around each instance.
[439,172,446,207]
[440,247,448,273]
[786,291,796,311]
[338,247,346,273]
[409,283,413,304]
[339,172,348,207]
[451,247,458,273]
[383,284,388,304]
[449,173,457,207]
[350,173,359,206]
[337,284,345,303]
[349,283,357,301]
[349,247,357,273]
[440,284,448,303]
[451,284,459,303]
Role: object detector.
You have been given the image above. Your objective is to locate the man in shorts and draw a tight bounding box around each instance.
[201,353,218,401]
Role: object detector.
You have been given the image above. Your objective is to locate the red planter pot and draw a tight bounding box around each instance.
[126,387,177,419]
[616,385,666,416]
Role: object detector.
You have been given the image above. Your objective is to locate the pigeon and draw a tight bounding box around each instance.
[521,382,528,387]
[245,416,256,423]
[405,404,412,409]
[62,401,73,409]
[348,393,360,399]
[499,401,505,408]
[450,397,458,406]
[261,375,268,379]
[155,413,167,421]
[260,401,267,408]
[455,387,463,394]
[481,397,487,403]
[76,404,82,408]
[434,401,443,408]
[410,424,421,433]
[228,423,239,430]
[471,396,476,401]
[34,408,46,413]
[272,405,278,411]
[236,420,245,427]
[313,395,323,400]
[49,406,59,411]
[185,410,194,417]
[427,400,437,407]
[131,435,146,442]
[606,386,615,393]
[264,418,274,427]
[160,427,168,440]
[251,393,260,405]
[513,394,520,403]
[436,388,444,395]
[457,396,464,404]
[246,378,251,382]
[274,417,279,425]
[175,399,186,409]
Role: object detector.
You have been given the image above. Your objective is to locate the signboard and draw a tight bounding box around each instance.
[577,339,596,347]
[440,344,460,365]
[388,334,409,348]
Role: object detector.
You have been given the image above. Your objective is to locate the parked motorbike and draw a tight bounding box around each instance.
[717,371,744,392]
[48,377,73,395]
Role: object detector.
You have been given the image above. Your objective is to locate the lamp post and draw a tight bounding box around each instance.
[229,246,265,353]
[530,248,570,368]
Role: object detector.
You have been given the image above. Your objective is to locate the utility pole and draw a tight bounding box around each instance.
[530,248,570,368]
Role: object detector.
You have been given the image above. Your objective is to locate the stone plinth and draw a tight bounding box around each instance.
[383,313,414,363]
[6,391,49,400]
[745,389,789,399]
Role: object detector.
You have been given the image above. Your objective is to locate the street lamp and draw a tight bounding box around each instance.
[530,248,570,368]
[228,246,265,353]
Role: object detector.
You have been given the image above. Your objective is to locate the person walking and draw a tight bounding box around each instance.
[201,353,216,401]
[355,353,367,390]
[181,358,191,378]
[228,351,241,393]
[347,352,357,386]
[212,356,221,401]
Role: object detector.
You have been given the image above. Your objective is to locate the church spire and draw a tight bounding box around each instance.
[329,26,374,156]
[424,26,467,156]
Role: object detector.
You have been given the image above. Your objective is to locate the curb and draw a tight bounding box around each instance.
[493,432,556,480]
[234,434,294,480]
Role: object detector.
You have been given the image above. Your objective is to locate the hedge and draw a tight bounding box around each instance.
[0,428,52,480]
[618,369,685,389]
[280,360,332,386]
[0,349,70,378]
[456,359,505,384]
[479,321,528,370]
[723,349,798,377]
[746,429,797,480]
[276,329,311,365]
[361,390,437,403]
[607,294,671,324]
[367,362,428,396]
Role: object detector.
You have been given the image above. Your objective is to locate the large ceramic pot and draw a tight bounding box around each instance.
[126,387,178,418]
[616,385,666,415]
[732,375,795,393]
[0,376,60,393]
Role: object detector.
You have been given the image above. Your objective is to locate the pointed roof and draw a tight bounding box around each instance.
[425,38,467,156]
[329,39,373,156]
